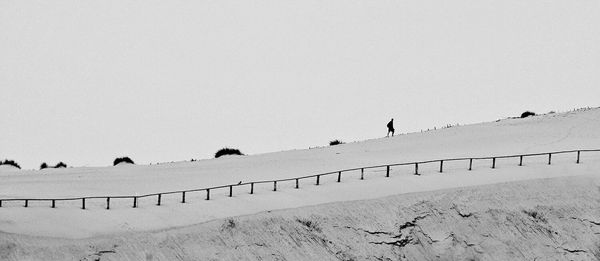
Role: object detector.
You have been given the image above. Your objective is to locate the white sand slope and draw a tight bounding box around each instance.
[0,109,599,260]
[0,109,599,238]
[2,169,600,260]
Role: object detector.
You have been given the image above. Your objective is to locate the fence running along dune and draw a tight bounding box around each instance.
[0,149,598,210]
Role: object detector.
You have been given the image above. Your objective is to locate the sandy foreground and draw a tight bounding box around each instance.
[1,173,599,260]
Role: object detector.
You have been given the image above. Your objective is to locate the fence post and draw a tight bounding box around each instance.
[24,199,28,208]
[469,159,473,171]
[251,183,255,194]
[519,155,523,166]
[295,179,299,189]
[229,185,233,197]
[414,163,419,175]
[492,158,496,169]
[133,197,137,208]
[386,166,390,177]
[316,175,320,185]
[548,153,552,165]
[273,181,277,191]
[577,151,581,164]
[157,194,162,205]
[181,192,186,203]
[360,168,364,180]
[206,189,210,200]
[106,197,110,210]
[337,171,342,182]
[51,200,56,208]
[82,198,86,209]
[439,160,443,173]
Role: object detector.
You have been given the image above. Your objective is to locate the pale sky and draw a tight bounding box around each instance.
[1,0,599,169]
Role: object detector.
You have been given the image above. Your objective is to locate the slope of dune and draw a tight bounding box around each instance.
[0,108,599,260]
[2,172,600,260]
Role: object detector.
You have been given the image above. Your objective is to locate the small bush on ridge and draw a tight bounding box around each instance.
[113,157,135,166]
[55,162,67,168]
[521,111,536,118]
[329,140,344,146]
[215,148,243,158]
[40,161,68,170]
[1,159,21,169]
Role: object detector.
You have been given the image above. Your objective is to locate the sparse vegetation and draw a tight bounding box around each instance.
[55,162,67,168]
[329,140,344,146]
[221,218,236,230]
[522,209,547,223]
[296,217,321,232]
[521,111,536,118]
[40,162,68,170]
[1,159,21,169]
[215,148,243,158]
[113,157,135,166]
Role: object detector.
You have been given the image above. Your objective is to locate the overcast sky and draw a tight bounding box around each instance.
[1,0,599,169]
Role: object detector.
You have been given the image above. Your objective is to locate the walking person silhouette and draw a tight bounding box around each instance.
[387,118,395,137]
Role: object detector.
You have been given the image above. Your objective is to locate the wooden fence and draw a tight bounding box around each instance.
[0,149,598,210]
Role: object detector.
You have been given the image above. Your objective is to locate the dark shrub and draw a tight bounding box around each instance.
[55,162,67,168]
[40,162,48,169]
[522,209,547,223]
[221,218,236,231]
[1,159,21,169]
[521,111,536,118]
[329,139,344,146]
[215,148,243,158]
[296,218,321,232]
[113,157,135,166]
